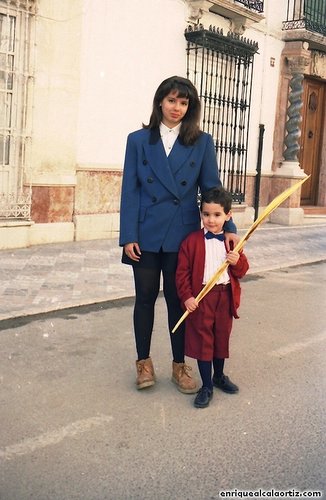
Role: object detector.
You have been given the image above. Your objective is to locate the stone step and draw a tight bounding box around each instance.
[303,206,326,216]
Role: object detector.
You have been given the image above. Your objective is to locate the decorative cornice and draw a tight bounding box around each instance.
[7,0,37,13]
[184,0,264,32]
[282,41,311,75]
[282,29,326,53]
[185,0,211,23]
[208,0,263,21]
[286,55,311,74]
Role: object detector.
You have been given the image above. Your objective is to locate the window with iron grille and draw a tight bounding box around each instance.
[0,1,35,219]
[185,25,258,203]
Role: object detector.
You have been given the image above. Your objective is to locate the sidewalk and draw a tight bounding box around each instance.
[0,221,325,321]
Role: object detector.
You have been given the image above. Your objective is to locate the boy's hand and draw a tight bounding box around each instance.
[224,232,240,252]
[226,250,240,266]
[184,297,198,313]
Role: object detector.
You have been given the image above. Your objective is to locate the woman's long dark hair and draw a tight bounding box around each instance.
[143,76,202,146]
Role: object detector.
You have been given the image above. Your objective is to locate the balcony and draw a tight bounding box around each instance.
[208,0,264,33]
[283,0,326,50]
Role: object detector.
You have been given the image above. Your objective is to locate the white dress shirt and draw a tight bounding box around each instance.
[203,230,230,285]
[159,122,181,156]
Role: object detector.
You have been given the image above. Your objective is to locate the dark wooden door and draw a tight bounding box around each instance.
[299,78,325,205]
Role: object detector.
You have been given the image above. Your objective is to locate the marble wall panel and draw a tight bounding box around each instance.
[271,178,301,208]
[31,186,74,223]
[75,170,122,215]
[259,177,273,205]
[245,176,255,206]
[245,175,272,207]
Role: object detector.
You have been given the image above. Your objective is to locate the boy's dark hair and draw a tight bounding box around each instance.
[143,76,202,146]
[200,187,233,214]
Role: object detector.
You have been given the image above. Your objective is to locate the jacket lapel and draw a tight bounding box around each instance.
[143,129,179,197]
[167,137,194,175]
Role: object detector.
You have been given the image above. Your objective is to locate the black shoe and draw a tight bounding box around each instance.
[194,386,213,408]
[213,374,239,394]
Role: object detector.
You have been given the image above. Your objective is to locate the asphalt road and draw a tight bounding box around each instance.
[0,262,325,500]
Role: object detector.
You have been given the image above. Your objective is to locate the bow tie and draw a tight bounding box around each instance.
[205,231,225,241]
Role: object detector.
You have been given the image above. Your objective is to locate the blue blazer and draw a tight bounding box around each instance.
[119,128,236,253]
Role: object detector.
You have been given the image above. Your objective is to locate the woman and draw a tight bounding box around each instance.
[119,76,237,393]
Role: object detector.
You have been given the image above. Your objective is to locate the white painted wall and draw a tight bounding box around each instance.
[76,0,287,175]
[245,26,284,174]
[77,0,189,167]
[264,0,289,34]
[32,0,83,182]
[235,0,286,175]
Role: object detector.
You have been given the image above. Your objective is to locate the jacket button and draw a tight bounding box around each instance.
[190,161,195,167]
[143,159,148,165]
[147,177,154,183]
[173,199,180,205]
[152,197,157,203]
[181,180,187,186]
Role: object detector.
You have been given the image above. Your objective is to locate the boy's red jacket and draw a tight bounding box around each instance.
[176,229,249,319]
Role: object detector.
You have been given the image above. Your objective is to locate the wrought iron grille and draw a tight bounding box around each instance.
[185,25,258,203]
[283,0,326,36]
[235,0,264,13]
[0,1,35,219]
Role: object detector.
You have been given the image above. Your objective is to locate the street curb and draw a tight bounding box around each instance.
[1,258,325,329]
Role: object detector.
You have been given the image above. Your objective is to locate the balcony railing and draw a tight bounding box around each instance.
[283,0,326,36]
[235,0,264,12]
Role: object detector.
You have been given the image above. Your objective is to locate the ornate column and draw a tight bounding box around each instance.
[271,42,311,225]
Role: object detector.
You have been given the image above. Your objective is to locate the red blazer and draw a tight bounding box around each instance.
[176,229,249,319]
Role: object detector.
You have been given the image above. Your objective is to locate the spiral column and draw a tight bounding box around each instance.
[283,71,304,161]
[283,55,310,161]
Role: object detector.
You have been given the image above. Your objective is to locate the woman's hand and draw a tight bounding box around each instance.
[124,242,141,262]
[224,232,240,252]
[184,297,198,313]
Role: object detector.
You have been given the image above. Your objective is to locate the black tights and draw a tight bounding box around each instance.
[133,266,185,362]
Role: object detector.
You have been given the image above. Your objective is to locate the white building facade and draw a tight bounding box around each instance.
[0,0,325,249]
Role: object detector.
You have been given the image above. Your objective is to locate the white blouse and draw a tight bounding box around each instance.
[159,122,181,156]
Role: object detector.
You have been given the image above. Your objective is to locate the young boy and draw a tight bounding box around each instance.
[175,187,249,408]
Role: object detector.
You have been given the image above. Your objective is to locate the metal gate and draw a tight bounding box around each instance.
[185,25,258,203]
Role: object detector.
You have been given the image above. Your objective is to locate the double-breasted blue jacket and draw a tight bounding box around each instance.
[119,127,236,253]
